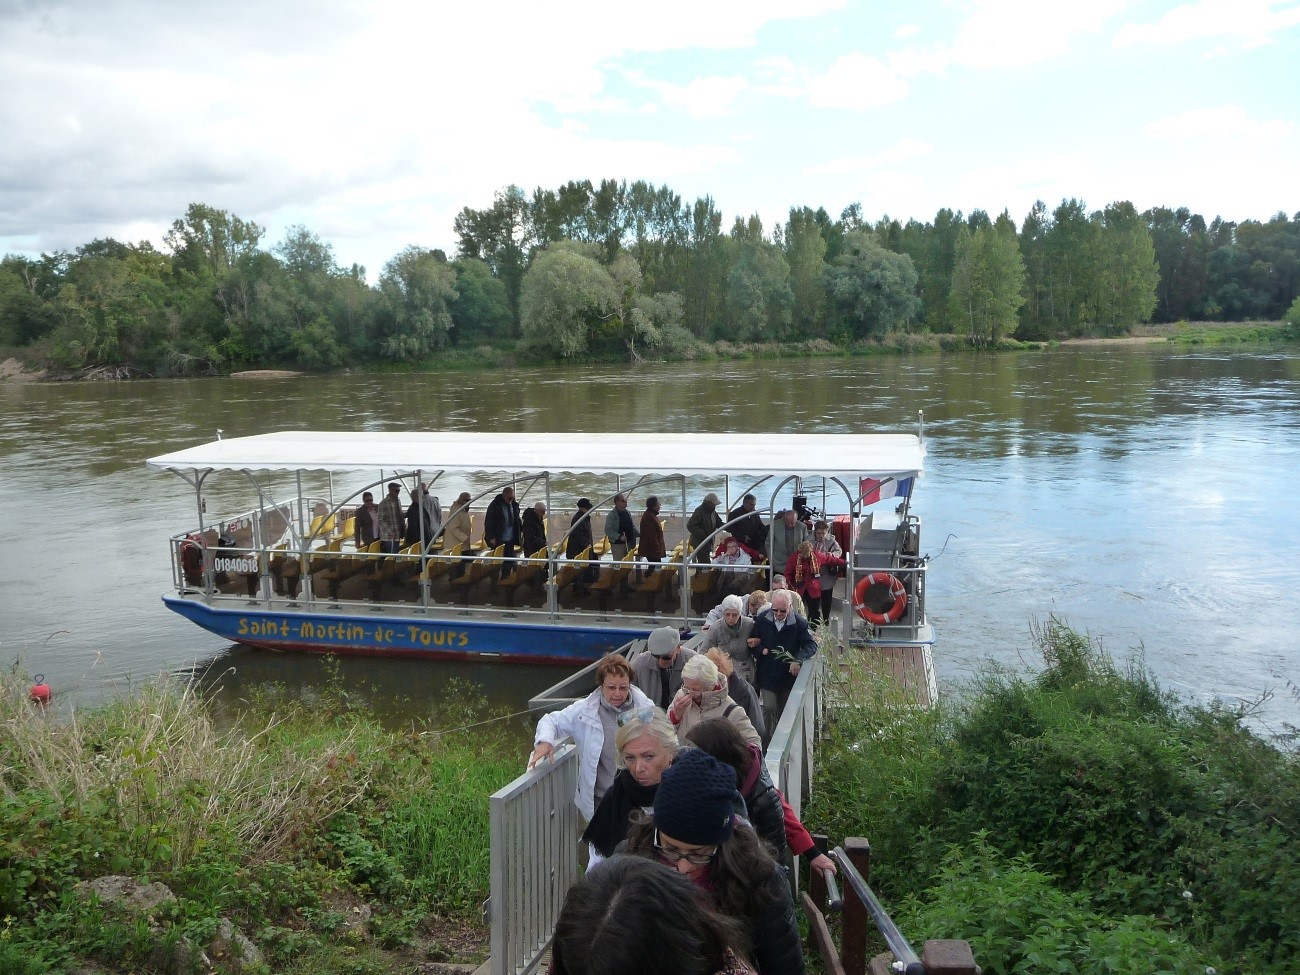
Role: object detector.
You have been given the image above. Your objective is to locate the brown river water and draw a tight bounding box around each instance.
[2,348,1298,733]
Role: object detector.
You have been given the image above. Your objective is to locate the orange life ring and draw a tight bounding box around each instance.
[180,534,206,585]
[853,572,907,625]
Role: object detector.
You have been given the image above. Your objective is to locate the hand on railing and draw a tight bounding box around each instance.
[809,851,837,877]
[527,741,554,770]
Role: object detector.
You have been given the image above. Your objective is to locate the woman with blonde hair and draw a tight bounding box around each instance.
[668,654,760,747]
[581,707,679,864]
[529,653,653,820]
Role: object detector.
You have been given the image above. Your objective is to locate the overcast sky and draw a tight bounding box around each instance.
[1,0,1297,279]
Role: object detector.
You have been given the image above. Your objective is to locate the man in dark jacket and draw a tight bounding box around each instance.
[686,492,722,562]
[522,501,548,555]
[483,486,523,566]
[747,590,818,732]
[727,493,767,553]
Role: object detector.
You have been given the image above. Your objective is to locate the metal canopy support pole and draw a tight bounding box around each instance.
[544,474,555,618]
[679,474,689,623]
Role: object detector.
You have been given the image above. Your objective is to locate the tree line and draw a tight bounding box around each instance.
[2,186,1297,375]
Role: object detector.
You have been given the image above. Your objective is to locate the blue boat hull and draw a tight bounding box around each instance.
[162,595,651,665]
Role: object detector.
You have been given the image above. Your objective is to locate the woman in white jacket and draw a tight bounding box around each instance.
[528,652,654,821]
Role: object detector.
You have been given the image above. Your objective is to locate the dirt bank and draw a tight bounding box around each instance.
[0,357,47,381]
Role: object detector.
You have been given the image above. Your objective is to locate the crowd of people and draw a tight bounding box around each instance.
[531,585,831,975]
[336,486,851,622]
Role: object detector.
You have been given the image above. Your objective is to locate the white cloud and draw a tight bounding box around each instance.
[894,23,921,39]
[941,0,1131,70]
[627,73,749,119]
[0,0,832,276]
[1114,0,1300,50]
[1145,105,1295,141]
[803,138,933,175]
[805,53,910,109]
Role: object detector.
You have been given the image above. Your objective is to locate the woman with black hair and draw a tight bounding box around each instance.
[622,748,806,975]
[549,856,756,975]
[683,718,836,880]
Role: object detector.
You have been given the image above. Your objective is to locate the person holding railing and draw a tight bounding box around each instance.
[622,748,806,975]
[684,718,836,880]
[528,652,654,822]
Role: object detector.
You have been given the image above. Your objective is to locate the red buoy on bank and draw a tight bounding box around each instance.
[29,674,51,704]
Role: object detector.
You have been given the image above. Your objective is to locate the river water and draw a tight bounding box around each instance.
[2,347,1298,732]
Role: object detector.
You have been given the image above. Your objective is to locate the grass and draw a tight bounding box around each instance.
[0,666,519,974]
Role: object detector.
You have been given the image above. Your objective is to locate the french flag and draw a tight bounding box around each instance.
[859,475,914,506]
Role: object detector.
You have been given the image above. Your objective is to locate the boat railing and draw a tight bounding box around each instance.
[486,741,582,975]
[845,557,928,634]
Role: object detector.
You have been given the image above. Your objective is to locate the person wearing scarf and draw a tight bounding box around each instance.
[701,594,757,685]
[809,520,846,627]
[581,708,678,864]
[783,541,822,612]
[668,655,761,747]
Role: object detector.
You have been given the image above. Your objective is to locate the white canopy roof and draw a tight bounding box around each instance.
[147,431,924,480]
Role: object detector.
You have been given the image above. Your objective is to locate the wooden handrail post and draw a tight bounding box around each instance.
[840,837,871,975]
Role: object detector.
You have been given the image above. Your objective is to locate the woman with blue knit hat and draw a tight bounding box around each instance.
[623,748,806,975]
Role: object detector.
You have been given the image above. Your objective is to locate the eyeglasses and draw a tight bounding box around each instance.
[772,608,789,615]
[653,829,717,866]
[617,706,657,727]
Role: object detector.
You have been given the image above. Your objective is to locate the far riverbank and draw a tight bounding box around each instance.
[1,320,1292,384]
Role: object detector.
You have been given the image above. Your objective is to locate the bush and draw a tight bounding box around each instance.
[809,619,1300,973]
[897,840,1211,975]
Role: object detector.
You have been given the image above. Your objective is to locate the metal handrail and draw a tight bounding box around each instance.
[829,846,924,975]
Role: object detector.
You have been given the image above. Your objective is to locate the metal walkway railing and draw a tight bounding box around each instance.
[486,742,582,975]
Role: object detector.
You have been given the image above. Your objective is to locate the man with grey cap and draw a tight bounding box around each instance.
[632,625,696,711]
[686,492,723,563]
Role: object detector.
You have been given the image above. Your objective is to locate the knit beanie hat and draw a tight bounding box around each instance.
[654,748,737,846]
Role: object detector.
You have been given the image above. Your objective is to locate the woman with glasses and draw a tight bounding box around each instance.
[623,748,806,975]
[528,652,654,821]
[581,707,678,866]
[683,718,836,881]
[549,856,757,975]
[668,654,761,748]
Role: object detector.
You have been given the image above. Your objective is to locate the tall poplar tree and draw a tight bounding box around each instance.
[948,216,1026,347]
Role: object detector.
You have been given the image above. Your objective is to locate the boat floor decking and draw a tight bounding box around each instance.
[828,643,935,709]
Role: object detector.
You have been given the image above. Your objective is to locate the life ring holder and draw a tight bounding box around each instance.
[853,572,907,625]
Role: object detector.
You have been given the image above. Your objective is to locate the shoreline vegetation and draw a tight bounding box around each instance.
[4,623,1296,974]
[3,191,1297,380]
[2,319,1295,384]
[810,620,1299,975]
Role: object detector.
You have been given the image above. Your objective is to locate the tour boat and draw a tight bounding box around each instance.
[147,430,934,669]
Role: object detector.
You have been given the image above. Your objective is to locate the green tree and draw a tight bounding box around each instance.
[725,241,793,341]
[1088,201,1158,333]
[450,258,512,341]
[519,243,619,358]
[454,185,532,332]
[778,207,829,337]
[948,218,1026,347]
[375,246,457,360]
[681,197,731,337]
[164,203,264,279]
[824,231,921,339]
